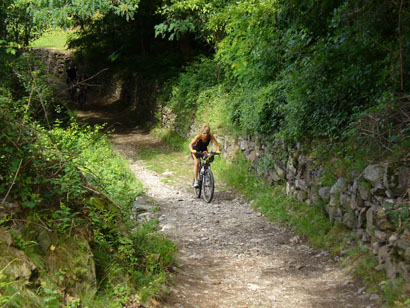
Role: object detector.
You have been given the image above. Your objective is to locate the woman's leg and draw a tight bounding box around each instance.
[193,157,199,181]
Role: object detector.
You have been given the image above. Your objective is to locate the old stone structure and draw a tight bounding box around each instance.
[218,134,409,281]
[160,110,410,281]
[32,47,73,78]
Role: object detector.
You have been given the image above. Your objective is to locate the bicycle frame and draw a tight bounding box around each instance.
[197,151,217,175]
[194,151,219,202]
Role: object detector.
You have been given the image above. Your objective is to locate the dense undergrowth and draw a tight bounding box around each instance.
[0,53,176,307]
[154,0,409,171]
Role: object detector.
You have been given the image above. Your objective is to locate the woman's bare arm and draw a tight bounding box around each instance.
[189,134,201,151]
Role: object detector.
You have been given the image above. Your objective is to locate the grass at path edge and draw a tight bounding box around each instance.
[142,127,409,308]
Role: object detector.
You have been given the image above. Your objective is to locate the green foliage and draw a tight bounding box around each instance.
[165,56,221,131]
[28,0,142,28]
[1,218,174,307]
[281,33,390,140]
[51,202,80,232]
[0,48,175,307]
[1,84,142,210]
[0,53,69,209]
[46,121,143,209]
[0,276,45,308]
[28,0,187,80]
[226,82,286,135]
[158,0,410,158]
[0,0,42,46]
[131,220,176,299]
[215,0,283,85]
[91,219,176,304]
[155,0,232,43]
[38,282,60,306]
[193,84,235,135]
[31,29,71,50]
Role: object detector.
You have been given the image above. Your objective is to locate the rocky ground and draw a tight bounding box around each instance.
[103,126,381,308]
[70,84,383,308]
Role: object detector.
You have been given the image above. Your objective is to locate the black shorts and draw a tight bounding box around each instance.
[191,151,206,160]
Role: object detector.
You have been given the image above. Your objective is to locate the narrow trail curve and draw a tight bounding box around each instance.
[107,128,380,308]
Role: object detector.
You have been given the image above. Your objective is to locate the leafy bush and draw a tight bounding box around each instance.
[159,0,410,155]
[0,54,69,208]
[226,82,286,135]
[165,56,221,132]
[0,50,176,306]
[193,85,235,134]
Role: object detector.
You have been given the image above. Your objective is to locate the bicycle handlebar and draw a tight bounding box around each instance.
[192,151,221,160]
[193,151,220,154]
[194,151,221,154]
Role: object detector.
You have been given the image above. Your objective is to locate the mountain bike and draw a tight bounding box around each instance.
[193,151,220,203]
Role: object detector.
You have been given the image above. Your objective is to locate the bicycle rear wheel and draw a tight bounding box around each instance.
[202,169,214,203]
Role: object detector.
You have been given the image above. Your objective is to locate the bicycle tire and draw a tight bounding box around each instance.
[202,169,214,203]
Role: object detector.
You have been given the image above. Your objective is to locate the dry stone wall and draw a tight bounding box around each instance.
[32,48,72,78]
[32,48,142,114]
[162,106,410,281]
[215,134,410,281]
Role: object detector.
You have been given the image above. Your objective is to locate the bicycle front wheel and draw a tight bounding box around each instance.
[202,169,214,203]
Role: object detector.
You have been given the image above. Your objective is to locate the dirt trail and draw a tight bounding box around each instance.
[76,104,380,308]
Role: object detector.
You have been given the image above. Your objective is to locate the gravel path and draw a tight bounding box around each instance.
[107,128,381,308]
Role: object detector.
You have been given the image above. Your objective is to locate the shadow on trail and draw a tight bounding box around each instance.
[76,101,143,134]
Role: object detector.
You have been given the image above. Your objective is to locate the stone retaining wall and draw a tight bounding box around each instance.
[219,134,410,281]
[160,112,409,281]
[31,48,72,78]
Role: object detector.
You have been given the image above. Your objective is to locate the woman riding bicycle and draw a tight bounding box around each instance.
[189,124,221,188]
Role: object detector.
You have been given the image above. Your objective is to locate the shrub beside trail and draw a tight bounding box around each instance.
[0,53,176,307]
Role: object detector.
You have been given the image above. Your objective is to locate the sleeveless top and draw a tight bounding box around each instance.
[193,135,211,151]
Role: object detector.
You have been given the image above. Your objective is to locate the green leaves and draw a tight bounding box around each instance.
[155,0,225,42]
[24,0,141,32]
[188,1,410,142]
[0,49,143,213]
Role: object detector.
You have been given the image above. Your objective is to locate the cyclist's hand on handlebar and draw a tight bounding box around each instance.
[191,149,197,154]
[216,150,221,154]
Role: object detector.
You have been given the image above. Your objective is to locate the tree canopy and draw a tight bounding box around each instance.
[0,1,409,305]
[1,0,409,147]
[155,0,410,147]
